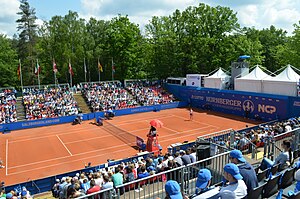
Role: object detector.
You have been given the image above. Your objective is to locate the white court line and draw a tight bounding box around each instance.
[6,139,8,175]
[171,114,218,129]
[56,135,72,156]
[64,134,113,145]
[131,128,149,133]
[159,126,219,143]
[7,148,131,176]
[9,127,97,144]
[8,143,128,169]
[115,115,174,126]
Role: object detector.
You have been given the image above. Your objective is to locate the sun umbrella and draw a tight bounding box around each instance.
[150,119,163,128]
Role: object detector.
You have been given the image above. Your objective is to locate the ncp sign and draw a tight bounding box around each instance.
[258,104,277,114]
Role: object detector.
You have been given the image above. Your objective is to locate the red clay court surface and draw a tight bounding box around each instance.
[0,108,260,185]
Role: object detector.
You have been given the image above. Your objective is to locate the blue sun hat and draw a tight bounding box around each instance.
[165,180,183,199]
[224,163,243,180]
[196,169,212,189]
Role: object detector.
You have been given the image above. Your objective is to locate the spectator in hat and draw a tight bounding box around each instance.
[163,180,188,199]
[195,169,212,195]
[229,150,258,192]
[219,163,247,198]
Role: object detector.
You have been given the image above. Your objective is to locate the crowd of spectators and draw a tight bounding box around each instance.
[0,89,17,124]
[126,80,175,106]
[212,117,300,153]
[82,82,138,112]
[22,87,79,120]
[50,148,197,198]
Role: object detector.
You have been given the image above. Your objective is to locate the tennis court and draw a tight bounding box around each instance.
[0,108,258,185]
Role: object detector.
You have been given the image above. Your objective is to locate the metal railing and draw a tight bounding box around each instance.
[76,151,230,199]
[264,127,300,160]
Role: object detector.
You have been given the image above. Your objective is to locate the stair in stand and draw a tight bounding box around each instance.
[73,92,91,113]
[16,97,26,121]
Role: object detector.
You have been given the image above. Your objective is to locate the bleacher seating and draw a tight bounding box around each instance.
[0,89,17,123]
[81,82,138,112]
[22,86,79,120]
[126,80,175,106]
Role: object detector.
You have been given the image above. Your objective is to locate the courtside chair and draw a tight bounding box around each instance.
[271,163,280,175]
[257,169,269,183]
[248,182,266,199]
[262,173,282,198]
[279,167,296,189]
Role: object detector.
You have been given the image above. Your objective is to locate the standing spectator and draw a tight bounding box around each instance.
[229,150,258,192]
[174,152,183,167]
[180,150,191,166]
[112,167,123,187]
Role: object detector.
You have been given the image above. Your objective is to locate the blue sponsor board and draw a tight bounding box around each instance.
[0,102,187,133]
[165,84,289,121]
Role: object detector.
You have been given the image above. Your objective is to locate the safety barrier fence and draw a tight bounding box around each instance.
[264,127,300,160]
[4,152,154,196]
[76,151,230,199]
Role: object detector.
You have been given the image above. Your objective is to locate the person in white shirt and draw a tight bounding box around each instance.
[218,163,247,199]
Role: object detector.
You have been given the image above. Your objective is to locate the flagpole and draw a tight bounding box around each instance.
[37,59,40,89]
[112,57,114,81]
[84,57,87,83]
[98,58,100,82]
[19,59,23,93]
[53,58,57,88]
[69,59,72,87]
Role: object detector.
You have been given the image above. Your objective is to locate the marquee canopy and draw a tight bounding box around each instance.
[234,65,271,93]
[262,65,300,96]
[204,68,230,89]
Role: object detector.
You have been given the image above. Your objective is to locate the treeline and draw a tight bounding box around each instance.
[1,0,300,88]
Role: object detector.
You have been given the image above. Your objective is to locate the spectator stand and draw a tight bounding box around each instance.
[21,83,79,120]
[125,79,176,106]
[80,80,137,112]
[0,87,17,124]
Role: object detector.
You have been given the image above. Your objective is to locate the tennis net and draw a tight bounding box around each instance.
[102,119,140,148]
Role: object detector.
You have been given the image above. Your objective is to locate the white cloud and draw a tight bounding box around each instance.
[0,0,19,37]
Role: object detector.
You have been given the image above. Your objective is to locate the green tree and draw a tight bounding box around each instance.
[0,35,18,87]
[16,0,38,85]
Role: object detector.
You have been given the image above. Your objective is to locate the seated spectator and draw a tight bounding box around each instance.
[274,140,293,171]
[102,175,114,190]
[137,165,150,179]
[218,163,247,199]
[195,169,212,195]
[162,180,188,199]
[229,150,258,192]
[86,179,101,197]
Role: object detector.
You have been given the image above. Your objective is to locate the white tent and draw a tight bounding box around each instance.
[262,65,300,96]
[234,66,271,93]
[204,68,230,89]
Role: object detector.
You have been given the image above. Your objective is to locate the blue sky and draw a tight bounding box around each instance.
[1,0,300,37]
